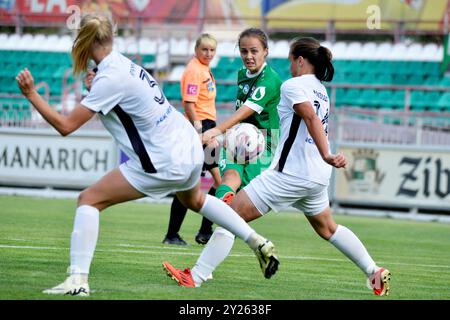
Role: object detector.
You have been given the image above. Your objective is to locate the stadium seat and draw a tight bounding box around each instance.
[405,43,424,60]
[439,76,450,87]
[346,42,363,60]
[410,91,428,111]
[422,43,443,61]
[392,90,406,110]
[138,38,158,55]
[217,41,238,57]
[356,89,378,108]
[113,36,126,53]
[170,38,190,56]
[213,67,237,81]
[359,42,378,60]
[389,43,408,60]
[216,84,236,102]
[423,62,441,77]
[374,74,394,85]
[373,42,393,60]
[424,75,440,86]
[45,35,61,52]
[0,33,8,49]
[217,57,242,71]
[332,88,347,107]
[373,90,393,109]
[272,40,290,58]
[331,42,348,60]
[436,92,450,112]
[163,82,181,101]
[340,88,360,106]
[167,65,185,81]
[3,34,20,50]
[56,35,73,52]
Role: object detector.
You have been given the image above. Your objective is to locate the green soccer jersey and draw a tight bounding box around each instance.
[235,63,282,153]
[216,63,282,189]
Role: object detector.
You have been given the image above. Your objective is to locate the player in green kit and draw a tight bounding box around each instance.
[202,28,282,212]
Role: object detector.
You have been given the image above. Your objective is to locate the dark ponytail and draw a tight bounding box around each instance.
[290,37,334,82]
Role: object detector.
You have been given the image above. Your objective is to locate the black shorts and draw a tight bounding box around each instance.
[201,119,220,171]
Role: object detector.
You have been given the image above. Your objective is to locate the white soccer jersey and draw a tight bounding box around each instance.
[269,74,332,185]
[81,51,200,174]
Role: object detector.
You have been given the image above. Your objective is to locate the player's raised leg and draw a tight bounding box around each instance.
[306,208,391,296]
[164,188,279,287]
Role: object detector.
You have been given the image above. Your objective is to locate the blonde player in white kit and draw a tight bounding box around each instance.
[15,14,278,296]
[164,37,391,296]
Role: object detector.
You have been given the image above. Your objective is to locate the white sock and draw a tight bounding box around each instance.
[69,205,99,276]
[199,194,254,241]
[329,225,378,276]
[191,227,235,286]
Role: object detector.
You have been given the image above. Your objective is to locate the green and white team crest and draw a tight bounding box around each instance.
[251,87,266,101]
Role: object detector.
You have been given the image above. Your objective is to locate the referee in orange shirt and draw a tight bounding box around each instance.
[162,34,222,245]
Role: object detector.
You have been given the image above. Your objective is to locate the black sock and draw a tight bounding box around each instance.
[166,195,187,238]
[198,187,216,234]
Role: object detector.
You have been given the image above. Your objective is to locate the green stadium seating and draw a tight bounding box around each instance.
[373,90,394,109]
[375,74,394,85]
[439,76,450,87]
[216,84,236,102]
[333,88,347,107]
[339,88,360,106]
[436,92,450,112]
[163,82,181,101]
[217,57,242,71]
[1,50,447,116]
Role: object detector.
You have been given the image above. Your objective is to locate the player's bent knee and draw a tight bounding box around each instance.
[222,170,241,187]
[316,225,335,240]
[179,190,205,212]
[77,189,92,206]
[77,189,105,210]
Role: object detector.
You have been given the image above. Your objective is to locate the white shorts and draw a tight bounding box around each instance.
[243,169,330,216]
[120,159,203,200]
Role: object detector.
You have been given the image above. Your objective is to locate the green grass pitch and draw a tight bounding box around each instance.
[0,195,449,300]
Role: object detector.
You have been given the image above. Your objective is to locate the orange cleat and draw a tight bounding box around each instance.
[162,261,196,288]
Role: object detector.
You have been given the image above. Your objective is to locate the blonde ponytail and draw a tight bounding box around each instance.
[72,14,113,75]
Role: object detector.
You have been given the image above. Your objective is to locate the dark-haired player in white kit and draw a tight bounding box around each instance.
[163,37,391,296]
[15,13,279,296]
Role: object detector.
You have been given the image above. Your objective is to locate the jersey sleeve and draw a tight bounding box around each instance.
[282,79,309,107]
[181,67,200,103]
[81,74,124,114]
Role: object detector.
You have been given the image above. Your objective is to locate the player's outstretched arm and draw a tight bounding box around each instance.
[202,105,255,145]
[16,68,95,136]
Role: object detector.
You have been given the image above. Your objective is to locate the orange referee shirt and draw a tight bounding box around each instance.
[180,57,217,121]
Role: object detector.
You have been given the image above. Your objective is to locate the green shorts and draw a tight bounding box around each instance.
[218,147,274,189]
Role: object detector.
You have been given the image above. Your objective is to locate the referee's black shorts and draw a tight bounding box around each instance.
[201,119,220,171]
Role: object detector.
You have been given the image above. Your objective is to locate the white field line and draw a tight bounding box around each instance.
[1,241,450,271]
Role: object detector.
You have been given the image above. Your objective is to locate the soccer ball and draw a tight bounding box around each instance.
[224,123,265,164]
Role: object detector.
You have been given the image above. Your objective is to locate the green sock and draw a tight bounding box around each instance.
[215,184,236,200]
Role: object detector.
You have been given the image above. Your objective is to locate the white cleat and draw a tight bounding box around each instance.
[367,268,391,296]
[43,274,90,296]
[254,238,279,279]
